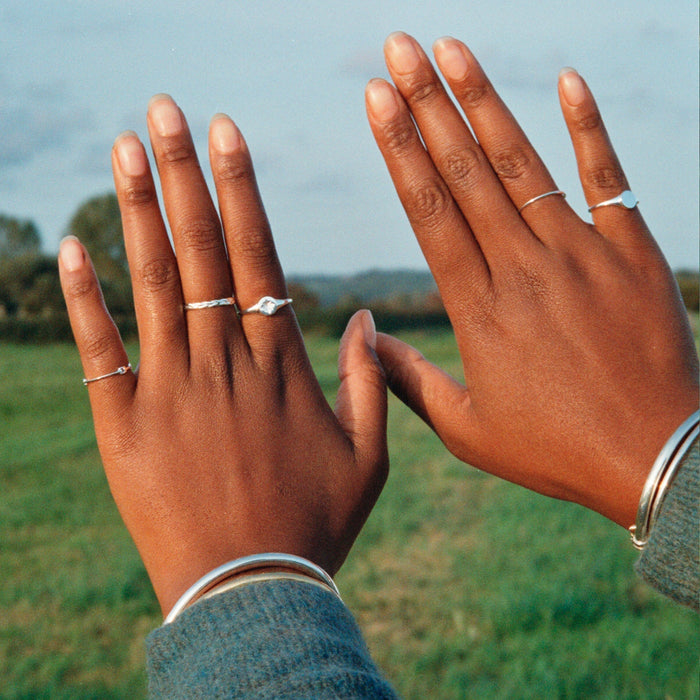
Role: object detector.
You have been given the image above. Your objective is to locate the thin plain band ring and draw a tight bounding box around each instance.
[83,363,132,386]
[184,297,238,311]
[240,296,293,316]
[588,190,638,212]
[518,190,566,212]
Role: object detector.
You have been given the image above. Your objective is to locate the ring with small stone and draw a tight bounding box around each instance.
[239,296,293,316]
[83,363,132,386]
[588,190,638,212]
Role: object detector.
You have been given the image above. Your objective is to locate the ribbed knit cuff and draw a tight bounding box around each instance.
[635,437,699,611]
[146,578,398,699]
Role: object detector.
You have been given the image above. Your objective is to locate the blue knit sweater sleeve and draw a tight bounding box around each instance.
[635,437,699,611]
[146,579,399,699]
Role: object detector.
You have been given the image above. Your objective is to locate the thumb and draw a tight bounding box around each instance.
[375,332,475,458]
[335,310,388,470]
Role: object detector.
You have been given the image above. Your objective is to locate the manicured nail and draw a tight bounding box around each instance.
[559,68,586,106]
[359,309,376,348]
[148,94,184,136]
[210,114,242,154]
[115,131,148,176]
[59,236,85,272]
[366,80,400,121]
[434,37,468,81]
[385,32,421,74]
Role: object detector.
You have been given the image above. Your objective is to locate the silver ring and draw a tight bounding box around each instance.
[240,296,293,316]
[83,363,132,386]
[185,296,238,311]
[518,190,566,212]
[588,189,638,212]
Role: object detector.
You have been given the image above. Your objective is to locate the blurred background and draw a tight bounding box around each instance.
[1,2,698,698]
[1,0,698,274]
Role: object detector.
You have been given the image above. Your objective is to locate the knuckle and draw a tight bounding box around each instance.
[573,110,603,133]
[233,226,277,267]
[405,178,451,225]
[491,146,531,180]
[139,257,178,293]
[441,146,483,189]
[382,119,417,154]
[404,76,441,106]
[216,156,253,185]
[82,331,116,362]
[454,83,489,107]
[585,164,626,191]
[121,180,156,208]
[179,216,222,253]
[159,139,197,165]
[66,274,99,301]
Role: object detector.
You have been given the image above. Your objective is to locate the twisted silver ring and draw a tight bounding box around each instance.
[83,363,132,386]
[518,190,566,212]
[240,296,293,316]
[588,190,638,212]
[185,297,238,311]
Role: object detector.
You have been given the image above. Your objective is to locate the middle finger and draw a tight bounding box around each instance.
[147,95,236,342]
[383,33,534,260]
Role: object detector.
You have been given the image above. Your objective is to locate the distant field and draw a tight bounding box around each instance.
[0,332,698,699]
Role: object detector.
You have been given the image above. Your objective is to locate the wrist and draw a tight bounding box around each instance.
[629,410,699,549]
[162,553,341,624]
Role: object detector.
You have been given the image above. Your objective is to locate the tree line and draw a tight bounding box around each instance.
[0,193,698,344]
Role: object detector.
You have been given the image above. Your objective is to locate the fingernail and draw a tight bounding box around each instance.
[385,32,421,74]
[359,309,376,348]
[559,68,586,106]
[114,131,148,176]
[434,37,468,81]
[366,80,400,122]
[210,114,242,154]
[148,94,184,136]
[59,236,85,272]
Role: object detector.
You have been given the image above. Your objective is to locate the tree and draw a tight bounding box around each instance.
[0,214,41,260]
[66,193,127,282]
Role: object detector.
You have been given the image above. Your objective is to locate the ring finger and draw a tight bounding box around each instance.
[432,37,582,243]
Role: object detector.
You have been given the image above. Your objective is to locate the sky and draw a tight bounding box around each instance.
[1,0,698,275]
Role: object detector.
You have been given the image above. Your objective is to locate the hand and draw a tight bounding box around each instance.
[365,33,698,528]
[58,96,388,615]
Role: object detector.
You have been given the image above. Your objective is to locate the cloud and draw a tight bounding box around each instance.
[0,78,95,170]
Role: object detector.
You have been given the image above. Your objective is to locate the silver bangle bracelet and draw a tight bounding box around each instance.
[164,553,340,625]
[630,410,700,550]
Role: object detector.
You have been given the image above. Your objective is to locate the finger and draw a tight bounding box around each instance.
[365,77,491,308]
[558,69,649,241]
[111,132,188,371]
[432,37,582,242]
[375,332,476,460]
[147,95,235,338]
[208,114,300,359]
[382,32,533,258]
[58,236,135,409]
[335,310,388,479]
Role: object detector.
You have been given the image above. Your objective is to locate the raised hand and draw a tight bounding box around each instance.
[59,96,388,615]
[365,33,698,528]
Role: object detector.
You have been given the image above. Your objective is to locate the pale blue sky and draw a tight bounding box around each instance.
[1,0,697,273]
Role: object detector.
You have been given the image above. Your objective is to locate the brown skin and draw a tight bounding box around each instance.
[61,36,697,616]
[58,100,388,617]
[365,33,698,528]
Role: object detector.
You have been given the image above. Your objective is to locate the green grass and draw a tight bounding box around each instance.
[1,334,698,699]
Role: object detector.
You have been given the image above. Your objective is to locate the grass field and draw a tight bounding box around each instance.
[0,331,698,699]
